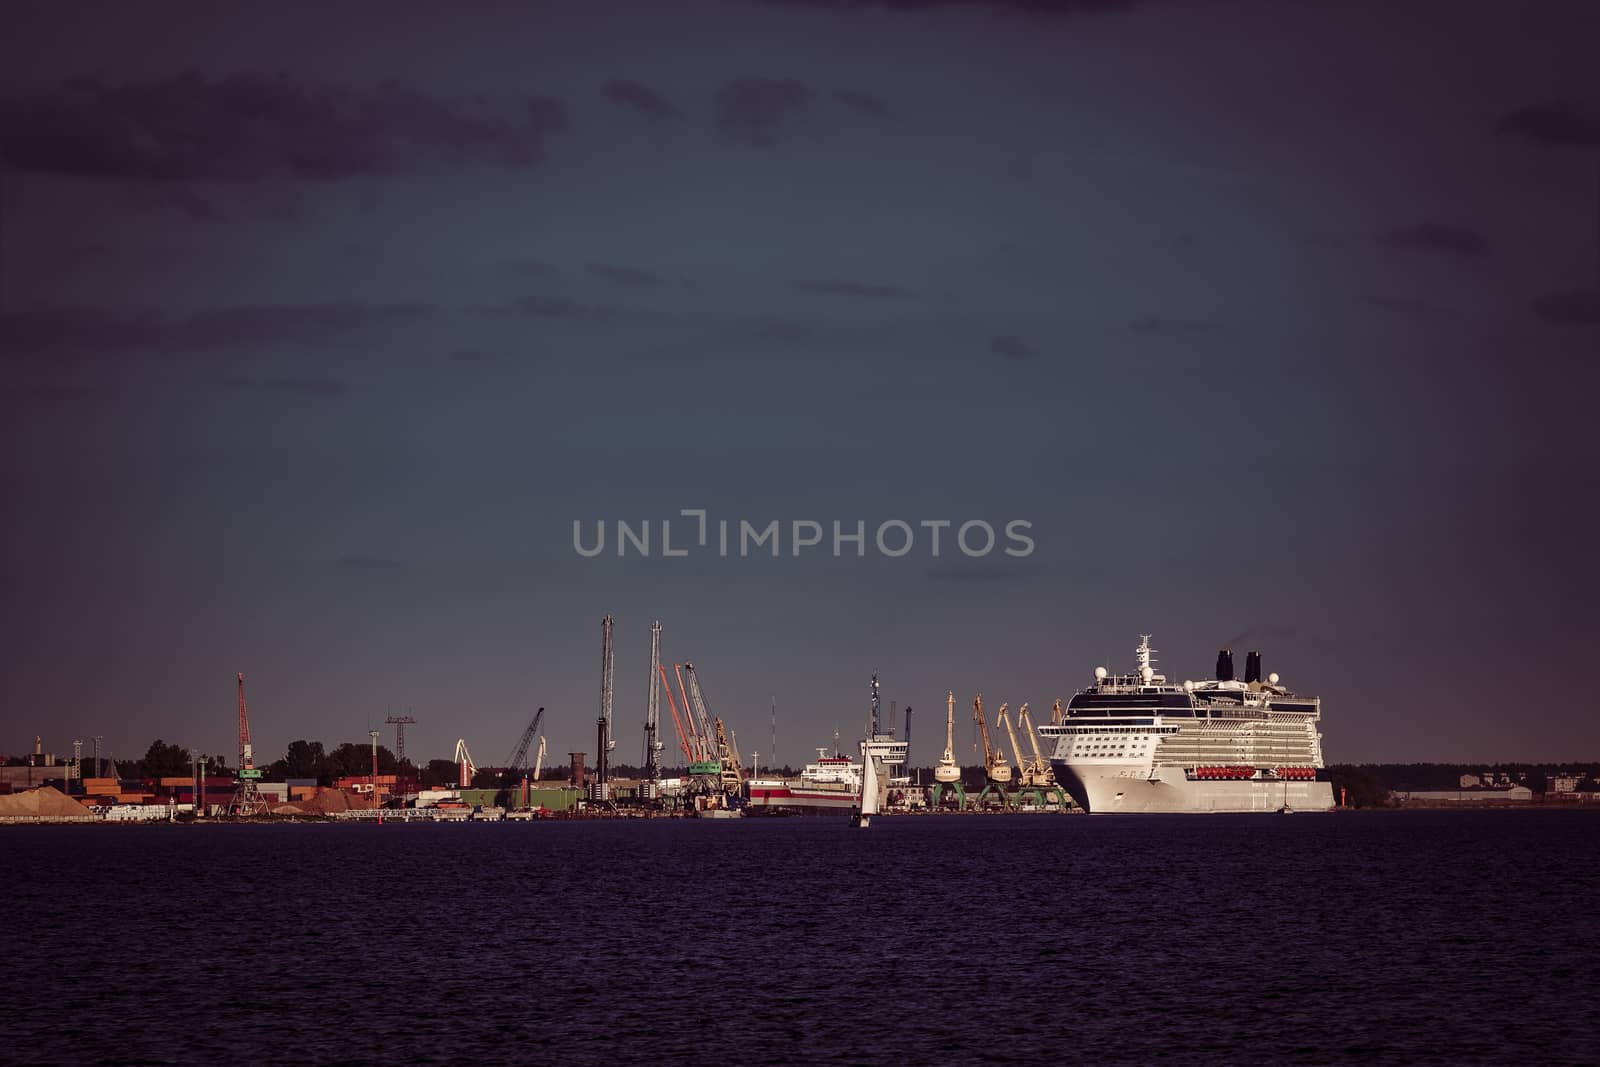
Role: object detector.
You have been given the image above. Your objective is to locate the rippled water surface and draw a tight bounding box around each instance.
[5,812,1597,1064]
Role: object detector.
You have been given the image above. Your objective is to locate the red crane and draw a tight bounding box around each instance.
[228,672,268,816]
[236,672,255,772]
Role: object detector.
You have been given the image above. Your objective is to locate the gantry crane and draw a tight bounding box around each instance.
[227,673,269,816]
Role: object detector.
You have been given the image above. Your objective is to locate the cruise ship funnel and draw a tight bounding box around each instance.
[1244,651,1262,684]
[1216,649,1234,682]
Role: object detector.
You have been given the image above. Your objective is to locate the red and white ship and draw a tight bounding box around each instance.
[746,748,862,813]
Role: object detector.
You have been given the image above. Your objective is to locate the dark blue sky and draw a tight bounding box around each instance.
[2,0,1597,768]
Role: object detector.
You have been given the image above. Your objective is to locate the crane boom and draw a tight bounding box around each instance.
[673,665,705,760]
[644,620,663,781]
[532,735,546,780]
[973,694,1011,783]
[682,664,717,762]
[714,717,741,794]
[935,690,960,782]
[502,707,546,784]
[1016,703,1057,787]
[236,672,254,771]
[660,664,694,762]
[597,614,615,797]
[453,738,477,788]
[998,703,1028,777]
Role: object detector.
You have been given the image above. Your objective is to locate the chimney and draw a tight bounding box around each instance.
[1245,651,1262,684]
[1216,649,1234,682]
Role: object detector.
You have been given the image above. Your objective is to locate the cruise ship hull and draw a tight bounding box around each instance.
[1053,762,1334,814]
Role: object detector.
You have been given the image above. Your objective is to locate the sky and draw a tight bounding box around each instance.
[2,0,1597,769]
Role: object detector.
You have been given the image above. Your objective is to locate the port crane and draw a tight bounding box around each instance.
[998,703,1028,779]
[1014,702,1067,809]
[929,690,968,811]
[500,707,546,806]
[532,735,546,780]
[227,673,269,816]
[454,738,477,788]
[973,694,1011,784]
[935,691,961,783]
[1014,703,1055,787]
[973,693,1011,810]
[661,664,696,763]
[713,717,742,795]
[1050,699,1065,726]
[643,620,664,798]
[595,614,615,802]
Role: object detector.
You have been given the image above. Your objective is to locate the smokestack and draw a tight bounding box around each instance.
[1216,649,1235,682]
[1245,651,1262,685]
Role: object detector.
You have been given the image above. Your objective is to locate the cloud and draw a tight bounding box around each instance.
[587,262,660,287]
[1221,623,1301,648]
[795,278,910,299]
[225,375,348,396]
[604,79,680,121]
[990,334,1034,359]
[1496,98,1600,148]
[0,383,116,408]
[771,0,1139,12]
[497,259,556,279]
[1128,316,1221,336]
[1,302,431,359]
[834,89,893,119]
[925,560,1044,583]
[714,78,812,148]
[484,294,660,324]
[1532,288,1600,326]
[1364,294,1438,317]
[1379,223,1491,259]
[340,554,406,571]
[0,74,568,182]
[725,317,893,345]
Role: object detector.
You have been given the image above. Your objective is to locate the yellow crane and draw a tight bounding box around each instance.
[998,703,1030,784]
[1050,699,1065,726]
[714,717,742,795]
[973,694,1011,783]
[935,691,961,783]
[1014,703,1056,787]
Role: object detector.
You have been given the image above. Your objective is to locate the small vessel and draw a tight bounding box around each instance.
[850,738,880,828]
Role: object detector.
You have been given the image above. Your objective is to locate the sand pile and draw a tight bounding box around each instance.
[272,787,365,815]
[0,785,96,818]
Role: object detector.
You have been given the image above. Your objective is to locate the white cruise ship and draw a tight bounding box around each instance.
[1037,636,1334,813]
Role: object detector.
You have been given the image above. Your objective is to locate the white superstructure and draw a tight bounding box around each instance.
[1038,636,1334,813]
